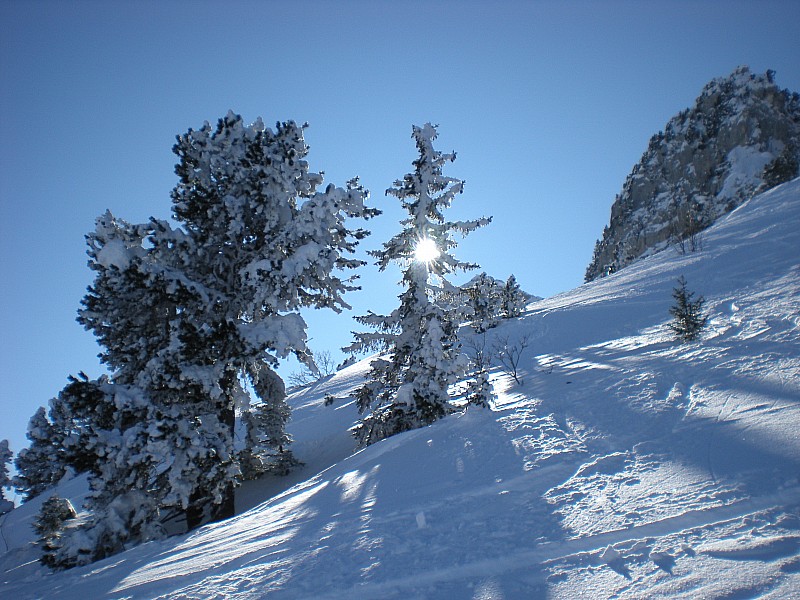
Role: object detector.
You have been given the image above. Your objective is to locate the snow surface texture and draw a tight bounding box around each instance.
[2,179,799,598]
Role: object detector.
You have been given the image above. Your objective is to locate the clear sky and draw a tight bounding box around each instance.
[1,0,799,479]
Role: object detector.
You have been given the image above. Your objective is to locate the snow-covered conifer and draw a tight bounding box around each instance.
[51,374,120,475]
[14,407,66,501]
[347,123,490,446]
[65,112,376,564]
[157,112,376,518]
[35,495,77,568]
[239,364,300,479]
[0,440,13,515]
[78,211,233,532]
[42,377,167,569]
[35,495,77,539]
[501,274,528,319]
[79,212,167,383]
[15,374,120,506]
[464,272,503,332]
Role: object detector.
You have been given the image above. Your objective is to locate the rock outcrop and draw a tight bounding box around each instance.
[586,66,800,281]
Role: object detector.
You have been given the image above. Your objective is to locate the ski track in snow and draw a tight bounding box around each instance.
[2,179,800,598]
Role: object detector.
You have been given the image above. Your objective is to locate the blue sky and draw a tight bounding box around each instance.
[1,0,798,472]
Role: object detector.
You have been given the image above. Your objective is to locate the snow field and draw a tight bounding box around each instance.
[1,178,799,598]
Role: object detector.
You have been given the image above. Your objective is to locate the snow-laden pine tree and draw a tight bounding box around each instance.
[14,407,66,501]
[160,112,376,520]
[501,274,528,319]
[0,439,13,515]
[464,272,503,332]
[79,209,243,533]
[347,123,490,447]
[35,495,77,568]
[14,374,121,505]
[238,364,299,479]
[56,112,376,567]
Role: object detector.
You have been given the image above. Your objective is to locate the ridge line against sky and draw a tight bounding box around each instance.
[1,0,798,473]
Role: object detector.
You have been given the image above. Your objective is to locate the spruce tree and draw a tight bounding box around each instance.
[15,375,119,504]
[14,407,65,501]
[669,276,708,342]
[0,440,13,515]
[501,274,527,319]
[347,123,490,447]
[464,272,503,332]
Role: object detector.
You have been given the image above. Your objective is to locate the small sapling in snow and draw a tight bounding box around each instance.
[669,276,708,342]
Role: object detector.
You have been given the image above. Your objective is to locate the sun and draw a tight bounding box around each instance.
[414,238,440,264]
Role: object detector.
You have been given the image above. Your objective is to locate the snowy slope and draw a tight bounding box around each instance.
[2,179,799,599]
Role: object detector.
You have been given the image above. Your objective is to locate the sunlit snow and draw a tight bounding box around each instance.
[1,178,799,599]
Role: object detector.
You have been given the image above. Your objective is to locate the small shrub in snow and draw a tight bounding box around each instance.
[35,495,77,538]
[463,333,496,408]
[288,350,337,388]
[494,334,531,386]
[239,368,301,480]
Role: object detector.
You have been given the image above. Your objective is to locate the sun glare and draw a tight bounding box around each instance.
[414,238,440,263]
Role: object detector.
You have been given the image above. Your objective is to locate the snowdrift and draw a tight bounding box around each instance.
[2,179,799,599]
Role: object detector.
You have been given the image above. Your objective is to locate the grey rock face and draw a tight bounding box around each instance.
[586,66,800,282]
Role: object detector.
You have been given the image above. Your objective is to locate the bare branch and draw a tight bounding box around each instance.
[493,334,530,385]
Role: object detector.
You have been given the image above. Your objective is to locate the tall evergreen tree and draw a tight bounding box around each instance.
[0,439,13,515]
[161,112,376,521]
[346,123,490,447]
[47,112,377,568]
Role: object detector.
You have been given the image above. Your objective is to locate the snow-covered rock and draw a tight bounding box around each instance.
[586,66,800,281]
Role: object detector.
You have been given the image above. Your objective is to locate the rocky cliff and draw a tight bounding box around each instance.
[585,66,800,281]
